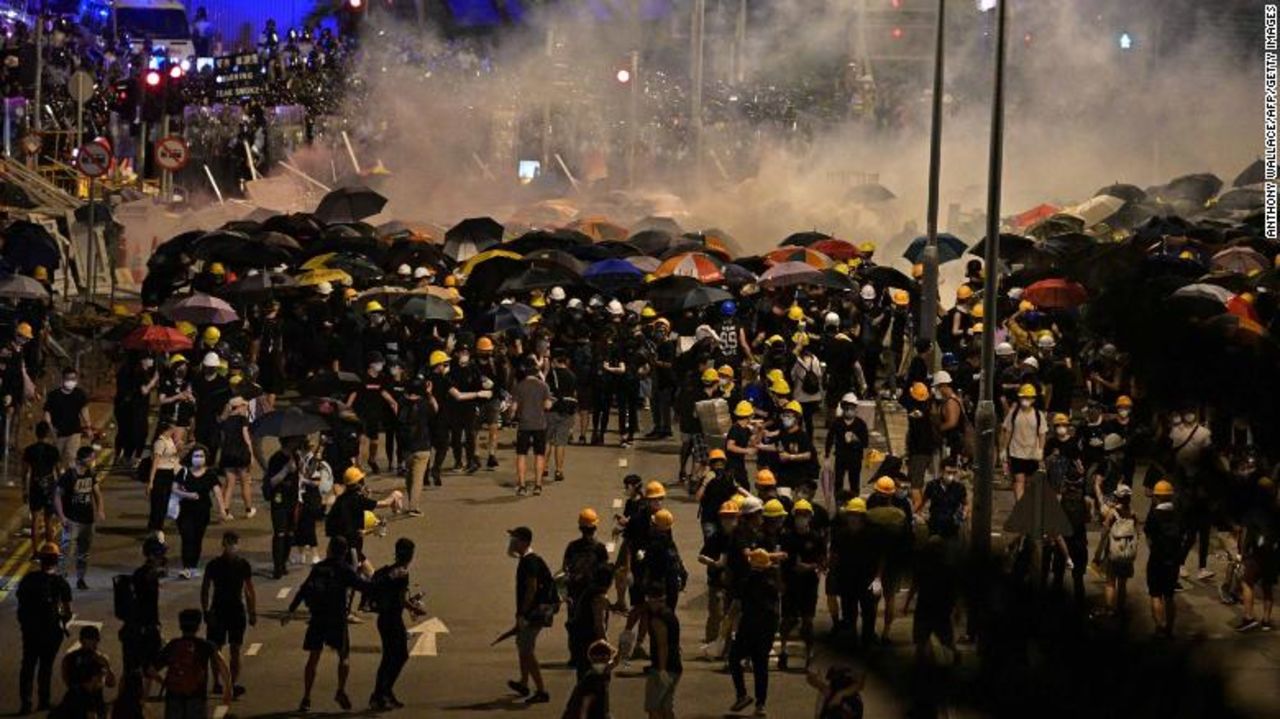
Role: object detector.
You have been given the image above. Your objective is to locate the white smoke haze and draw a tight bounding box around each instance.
[292,0,1262,267]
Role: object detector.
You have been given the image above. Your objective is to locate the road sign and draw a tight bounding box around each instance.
[409,617,449,656]
[154,135,190,172]
[68,71,96,103]
[75,142,111,178]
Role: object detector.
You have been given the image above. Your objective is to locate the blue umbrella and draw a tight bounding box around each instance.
[902,233,968,264]
[585,258,644,292]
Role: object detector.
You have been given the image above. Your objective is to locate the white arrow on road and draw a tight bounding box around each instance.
[409,617,449,657]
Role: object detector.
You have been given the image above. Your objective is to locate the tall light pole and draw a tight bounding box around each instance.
[972,0,1009,567]
[691,0,705,184]
[917,0,947,346]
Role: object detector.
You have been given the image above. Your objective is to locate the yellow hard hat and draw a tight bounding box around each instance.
[791,331,809,347]
[476,337,495,352]
[1018,299,1034,313]
[652,317,671,329]
[175,320,196,338]
[858,241,876,255]
[343,466,366,485]
[208,262,226,275]
[763,499,788,518]
[787,305,804,322]
[37,541,61,558]
[833,262,850,275]
[890,289,909,307]
[874,476,897,494]
[32,265,48,281]
[530,295,547,308]
[15,322,33,339]
[1052,413,1070,426]
[343,287,359,299]
[365,300,386,313]
[169,353,188,365]
[641,306,657,319]
[971,322,985,334]
[202,326,221,344]
[1017,383,1038,399]
[1116,395,1133,408]
[718,500,741,516]
[748,548,773,569]
[957,285,974,301]
[363,510,379,531]
[444,275,458,288]
[765,369,784,383]
[909,382,929,402]
[1153,480,1175,496]
[783,400,803,414]
[793,499,813,514]
[911,263,924,279]
[112,303,131,317]
[971,303,984,319]
[644,481,667,499]
[718,365,734,379]
[765,334,784,346]
[578,508,599,528]
[708,448,727,462]
[701,368,719,384]
[453,305,465,320]
[844,497,868,514]
[733,400,754,418]
[653,509,675,531]
[756,469,777,487]
[429,350,450,367]
[770,379,791,396]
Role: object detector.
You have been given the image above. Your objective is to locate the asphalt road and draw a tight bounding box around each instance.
[0,418,1277,718]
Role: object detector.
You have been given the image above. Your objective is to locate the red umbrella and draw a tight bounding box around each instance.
[122,325,193,352]
[1226,293,1260,322]
[1024,278,1088,309]
[808,239,860,262]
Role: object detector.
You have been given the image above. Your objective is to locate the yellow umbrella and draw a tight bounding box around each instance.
[413,285,462,303]
[301,252,338,271]
[461,249,522,276]
[297,268,352,286]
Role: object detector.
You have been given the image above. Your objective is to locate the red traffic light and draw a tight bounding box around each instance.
[891,26,904,39]
[144,70,161,87]
[348,0,363,8]
[168,65,183,79]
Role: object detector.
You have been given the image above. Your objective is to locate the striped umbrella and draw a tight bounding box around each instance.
[653,252,725,283]
[765,247,836,269]
[759,261,823,288]
[567,217,630,243]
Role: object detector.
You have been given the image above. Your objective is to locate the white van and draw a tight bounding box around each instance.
[113,0,195,61]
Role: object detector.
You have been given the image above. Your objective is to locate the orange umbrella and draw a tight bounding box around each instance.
[567,216,630,243]
[653,252,724,283]
[765,247,836,270]
[1225,293,1260,322]
[1012,203,1060,230]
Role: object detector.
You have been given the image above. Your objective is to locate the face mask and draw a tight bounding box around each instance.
[1020,399,1033,409]
[896,487,909,499]
[1054,427,1069,439]
[191,454,206,468]
[1118,409,1130,418]
[369,363,384,374]
[1182,413,1196,424]
[457,354,470,366]
[63,380,77,391]
[590,663,609,674]
[719,379,731,390]
[722,519,738,533]
[943,472,958,483]
[795,517,811,532]
[842,408,855,420]
[370,314,385,326]
[933,389,943,400]
[781,416,796,429]
[141,359,154,369]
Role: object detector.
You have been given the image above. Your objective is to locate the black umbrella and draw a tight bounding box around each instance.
[721,263,758,287]
[1154,173,1223,206]
[861,266,914,292]
[315,185,388,223]
[253,407,330,437]
[464,255,528,298]
[590,241,642,259]
[252,230,304,253]
[306,226,383,261]
[968,233,1037,263]
[1213,188,1264,213]
[2,220,60,272]
[1094,183,1146,204]
[633,216,683,235]
[504,229,591,256]
[192,230,295,266]
[1233,159,1265,189]
[307,252,384,284]
[627,229,675,257]
[902,233,968,264]
[261,213,325,243]
[525,249,586,274]
[299,371,363,398]
[393,294,457,322]
[218,271,296,298]
[443,218,503,262]
[780,231,832,247]
[645,276,731,313]
[480,303,539,333]
[498,263,581,295]
[383,240,451,273]
[220,219,260,233]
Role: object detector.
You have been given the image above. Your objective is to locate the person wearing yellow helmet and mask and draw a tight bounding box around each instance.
[778,498,823,671]
[345,351,400,476]
[157,354,195,444]
[724,400,757,487]
[902,381,940,506]
[560,508,609,677]
[425,350,454,487]
[773,400,818,489]
[1001,384,1047,501]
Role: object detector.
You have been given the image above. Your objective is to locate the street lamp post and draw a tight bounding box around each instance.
[918,0,947,346]
[691,0,705,184]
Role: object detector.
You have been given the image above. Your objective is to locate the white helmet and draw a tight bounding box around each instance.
[606,299,624,316]
[1007,287,1024,300]
[567,297,584,309]
[1037,333,1056,349]
[397,264,411,276]
[315,281,333,296]
[549,286,566,301]
[413,266,430,279]
[995,342,1015,357]
[1022,356,1040,369]
[739,496,764,514]
[588,295,604,308]
[860,285,877,301]
[840,392,859,406]
[201,352,220,368]
[824,311,840,326]
[931,370,953,387]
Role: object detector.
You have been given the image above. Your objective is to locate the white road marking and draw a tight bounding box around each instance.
[246,643,262,656]
[276,587,291,599]
[611,498,623,509]
[409,617,449,657]
[213,704,228,719]
[618,458,628,468]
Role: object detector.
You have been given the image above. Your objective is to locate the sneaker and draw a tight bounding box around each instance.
[776,652,789,671]
[1196,568,1216,581]
[1262,621,1274,632]
[554,472,565,482]
[386,695,405,709]
[754,706,768,717]
[334,691,352,710]
[233,685,246,698]
[524,692,549,705]
[76,579,89,591]
[507,681,530,697]
[730,695,754,712]
[533,485,543,496]
[577,435,587,445]
[466,462,480,474]
[246,507,257,519]
[222,512,234,522]
[407,509,423,518]
[1234,617,1261,633]
[516,485,528,496]
[298,698,311,713]
[369,696,389,711]
[1179,566,1190,579]
[178,569,193,580]
[487,455,499,469]
[1066,557,1075,571]
[620,440,630,449]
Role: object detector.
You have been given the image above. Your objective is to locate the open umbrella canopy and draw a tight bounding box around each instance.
[505,229,592,255]
[644,276,731,313]
[1095,183,1147,204]
[260,212,326,242]
[1204,313,1269,346]
[627,229,676,257]
[1011,203,1060,231]
[525,248,586,274]
[1023,278,1088,309]
[149,230,204,272]
[253,407,331,438]
[193,229,297,266]
[463,254,528,298]
[1155,173,1223,206]
[567,217,630,243]
[218,271,296,298]
[808,238,860,261]
[1233,159,1265,189]
[862,265,915,292]
[721,263,759,287]
[444,217,504,262]
[315,185,388,223]
[585,258,644,292]
[780,231,832,247]
[122,325,192,352]
[765,247,835,269]
[461,249,523,276]
[0,273,50,300]
[1171,282,1234,305]
[633,216,683,235]
[902,233,969,264]
[1211,246,1269,274]
[498,263,581,295]
[968,233,1038,264]
[160,292,239,325]
[626,256,661,273]
[653,252,724,283]
[392,294,456,322]
[1226,294,1261,323]
[760,261,824,289]
[480,303,538,333]
[296,268,352,287]
[1,220,60,272]
[680,233,734,261]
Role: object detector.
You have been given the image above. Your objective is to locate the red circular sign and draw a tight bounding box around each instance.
[154,136,190,172]
[76,142,111,178]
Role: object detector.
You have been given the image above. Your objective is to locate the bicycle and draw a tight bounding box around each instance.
[1217,551,1243,605]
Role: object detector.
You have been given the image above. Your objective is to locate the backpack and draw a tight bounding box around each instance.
[800,358,821,395]
[162,638,206,697]
[112,574,136,622]
[1108,515,1138,564]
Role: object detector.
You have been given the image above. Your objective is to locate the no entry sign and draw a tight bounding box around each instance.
[154,136,190,172]
[75,142,111,178]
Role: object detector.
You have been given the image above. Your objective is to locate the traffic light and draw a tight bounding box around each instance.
[112,78,136,117]
[865,0,937,60]
[165,64,185,114]
[140,69,164,122]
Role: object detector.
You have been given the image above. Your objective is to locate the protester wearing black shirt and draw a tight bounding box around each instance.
[368,538,426,710]
[16,544,72,714]
[265,443,302,579]
[120,538,167,698]
[508,526,553,705]
[22,422,60,545]
[54,447,102,589]
[43,367,89,467]
[825,397,869,495]
[202,531,255,697]
[173,447,220,577]
[114,355,157,464]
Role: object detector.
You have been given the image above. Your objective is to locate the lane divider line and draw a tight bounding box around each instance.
[246,642,262,656]
[276,587,291,599]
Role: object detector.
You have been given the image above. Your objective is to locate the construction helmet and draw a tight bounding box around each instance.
[1018,299,1035,313]
[202,326,221,344]
[844,497,868,514]
[701,368,719,384]
[971,303,985,319]
[911,263,924,279]
[15,322,34,339]
[1153,480,1175,497]
[476,337,495,352]
[708,448,727,462]
[756,469,777,487]
[644,481,667,499]
[208,262,226,275]
[169,353,188,365]
[363,511,379,531]
[175,320,197,338]
[578,508,599,528]
[530,295,547,309]
[787,305,804,322]
[718,365,734,379]
[343,466,366,485]
[791,331,809,348]
[1115,395,1133,408]
[890,289,910,307]
[765,368,784,383]
[763,499,788,518]
[782,400,803,415]
[733,401,755,418]
[748,548,773,569]
[641,306,657,319]
[37,541,61,558]
[909,382,930,402]
[718,500,741,516]
[33,265,48,281]
[770,379,792,396]
[765,334,785,346]
[653,509,675,531]
[858,241,876,255]
[1017,384,1038,399]
[874,476,897,495]
[793,499,813,515]
[1052,413,1070,426]
[443,275,458,288]
[429,350,450,367]
[365,300,386,313]
[956,285,974,301]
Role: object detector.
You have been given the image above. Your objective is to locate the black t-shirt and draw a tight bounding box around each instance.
[57,468,97,524]
[204,554,252,613]
[23,442,60,495]
[264,452,299,508]
[648,605,683,673]
[132,565,162,626]
[740,565,782,620]
[219,415,251,462]
[293,558,365,622]
[353,374,389,419]
[922,479,967,537]
[782,528,825,578]
[700,530,732,588]
[698,473,739,521]
[725,424,753,483]
[825,416,869,457]
[63,647,109,690]
[561,537,608,592]
[327,490,377,542]
[515,552,553,619]
[368,563,410,617]
[44,387,88,436]
[16,570,71,629]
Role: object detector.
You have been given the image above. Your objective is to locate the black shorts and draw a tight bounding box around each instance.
[27,488,53,513]
[207,608,247,646]
[1009,457,1039,476]
[1244,553,1279,588]
[516,430,547,456]
[1146,559,1179,597]
[219,454,251,472]
[782,575,819,618]
[303,621,350,655]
